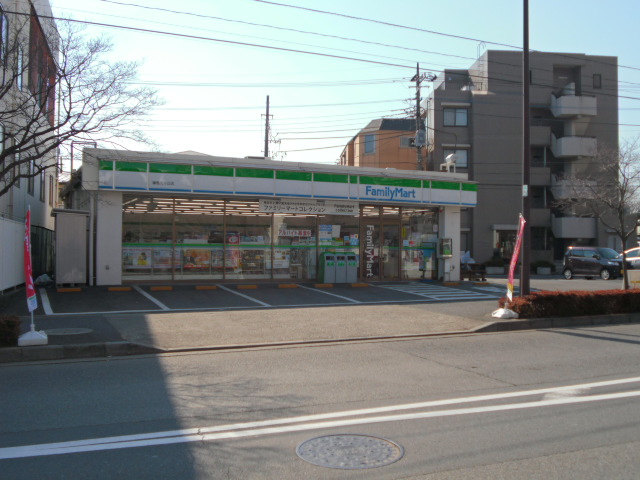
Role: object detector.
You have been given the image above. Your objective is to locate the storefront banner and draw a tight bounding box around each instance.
[506,214,526,302]
[122,247,153,269]
[149,172,192,192]
[182,248,211,269]
[260,199,358,216]
[23,208,37,312]
[278,229,312,237]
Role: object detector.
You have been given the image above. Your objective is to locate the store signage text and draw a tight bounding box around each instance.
[364,185,417,200]
[365,224,375,278]
[259,199,358,216]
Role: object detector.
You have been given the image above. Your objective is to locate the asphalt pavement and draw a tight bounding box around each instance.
[1,277,638,363]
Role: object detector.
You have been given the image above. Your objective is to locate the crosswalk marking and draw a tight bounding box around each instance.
[376,282,500,301]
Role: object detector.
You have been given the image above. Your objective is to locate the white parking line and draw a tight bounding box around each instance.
[298,284,361,303]
[215,284,271,307]
[2,376,639,459]
[132,285,170,311]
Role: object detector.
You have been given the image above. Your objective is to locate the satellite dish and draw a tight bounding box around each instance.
[445,153,457,164]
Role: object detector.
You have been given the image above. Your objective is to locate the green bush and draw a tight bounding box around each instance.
[498,290,640,318]
[0,315,21,347]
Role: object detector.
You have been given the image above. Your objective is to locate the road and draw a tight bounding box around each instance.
[2,322,640,479]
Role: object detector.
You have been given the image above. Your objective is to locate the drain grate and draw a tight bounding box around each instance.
[296,434,404,470]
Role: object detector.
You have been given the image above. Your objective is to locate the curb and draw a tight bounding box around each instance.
[1,314,639,364]
[0,342,161,364]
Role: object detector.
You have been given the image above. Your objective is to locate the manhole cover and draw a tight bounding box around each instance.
[296,434,404,470]
[45,328,93,336]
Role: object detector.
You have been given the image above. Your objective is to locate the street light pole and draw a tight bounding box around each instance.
[521,0,531,295]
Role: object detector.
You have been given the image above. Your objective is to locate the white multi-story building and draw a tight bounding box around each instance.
[0,0,58,290]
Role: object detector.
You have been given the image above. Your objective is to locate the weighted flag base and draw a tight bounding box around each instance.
[18,326,48,346]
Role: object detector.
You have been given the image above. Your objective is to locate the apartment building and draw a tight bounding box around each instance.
[426,50,618,264]
[0,0,58,290]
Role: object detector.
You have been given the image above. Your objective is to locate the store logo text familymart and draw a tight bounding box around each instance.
[365,185,417,200]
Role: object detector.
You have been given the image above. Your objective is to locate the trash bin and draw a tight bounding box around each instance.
[335,255,347,283]
[346,254,358,283]
[318,253,336,283]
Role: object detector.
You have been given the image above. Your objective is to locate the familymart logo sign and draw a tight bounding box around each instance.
[364,185,417,201]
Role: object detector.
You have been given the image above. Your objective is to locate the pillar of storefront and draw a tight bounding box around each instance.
[439,206,461,281]
[95,191,123,286]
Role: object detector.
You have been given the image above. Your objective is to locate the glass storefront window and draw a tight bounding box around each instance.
[273,214,317,280]
[174,199,225,280]
[401,208,439,280]
[225,201,272,280]
[318,214,360,278]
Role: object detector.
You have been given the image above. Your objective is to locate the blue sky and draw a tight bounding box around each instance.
[50,0,639,168]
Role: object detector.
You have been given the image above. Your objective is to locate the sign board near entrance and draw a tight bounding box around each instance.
[259,199,358,216]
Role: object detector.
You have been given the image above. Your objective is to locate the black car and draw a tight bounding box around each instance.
[563,246,622,280]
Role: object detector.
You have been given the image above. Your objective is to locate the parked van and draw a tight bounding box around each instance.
[563,246,622,280]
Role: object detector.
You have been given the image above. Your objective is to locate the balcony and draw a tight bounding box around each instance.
[551,215,596,239]
[551,94,597,118]
[550,176,598,199]
[551,134,597,158]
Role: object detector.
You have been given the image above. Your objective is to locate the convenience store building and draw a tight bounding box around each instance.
[64,149,477,285]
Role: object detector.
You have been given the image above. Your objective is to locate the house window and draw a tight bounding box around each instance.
[364,134,376,154]
[49,174,54,206]
[443,149,468,168]
[400,137,414,148]
[39,169,45,202]
[0,7,7,67]
[17,46,23,90]
[593,74,602,89]
[27,159,35,195]
[443,108,468,126]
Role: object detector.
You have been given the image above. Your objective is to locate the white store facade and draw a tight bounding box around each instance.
[64,149,477,285]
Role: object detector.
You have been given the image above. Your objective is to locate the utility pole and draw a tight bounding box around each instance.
[521,0,531,295]
[411,63,425,170]
[264,95,270,159]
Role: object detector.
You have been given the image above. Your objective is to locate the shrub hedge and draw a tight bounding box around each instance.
[498,289,640,318]
[0,315,21,346]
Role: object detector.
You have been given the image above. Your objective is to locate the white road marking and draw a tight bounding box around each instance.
[132,285,170,311]
[2,376,639,460]
[298,284,361,303]
[215,284,271,307]
[379,282,498,301]
[38,288,54,315]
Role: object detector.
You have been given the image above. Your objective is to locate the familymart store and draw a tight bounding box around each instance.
[69,149,477,286]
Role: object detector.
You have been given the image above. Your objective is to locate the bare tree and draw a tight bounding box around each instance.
[0,15,162,198]
[554,137,640,289]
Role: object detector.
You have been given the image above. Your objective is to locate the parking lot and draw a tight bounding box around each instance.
[0,275,621,317]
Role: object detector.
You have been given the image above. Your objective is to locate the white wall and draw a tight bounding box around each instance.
[95,191,123,285]
[0,217,24,290]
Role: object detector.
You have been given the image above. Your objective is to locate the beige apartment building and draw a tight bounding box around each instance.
[345,50,619,265]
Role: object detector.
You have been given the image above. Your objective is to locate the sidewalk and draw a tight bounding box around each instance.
[2,294,639,364]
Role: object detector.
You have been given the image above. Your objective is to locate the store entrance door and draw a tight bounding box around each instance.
[361,222,400,281]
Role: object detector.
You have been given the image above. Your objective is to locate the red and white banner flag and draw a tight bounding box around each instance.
[506,214,526,302]
[24,207,38,312]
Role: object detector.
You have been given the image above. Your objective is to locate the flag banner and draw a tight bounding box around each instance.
[24,207,38,312]
[506,214,526,302]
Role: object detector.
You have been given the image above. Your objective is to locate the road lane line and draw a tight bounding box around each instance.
[38,288,53,315]
[3,376,640,459]
[132,285,170,310]
[215,284,271,307]
[298,284,360,303]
